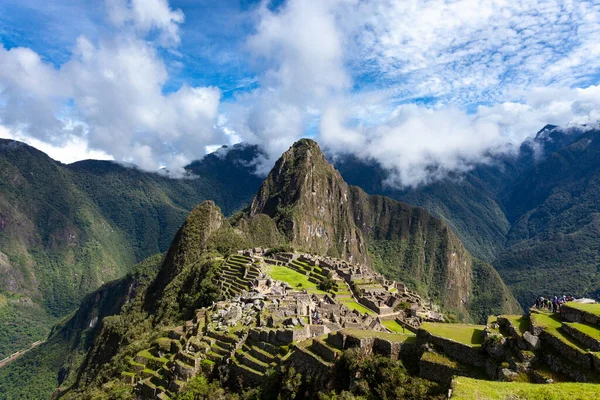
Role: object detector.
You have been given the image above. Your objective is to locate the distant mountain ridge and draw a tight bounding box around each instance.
[0,138,520,399]
[0,123,595,362]
[0,140,262,358]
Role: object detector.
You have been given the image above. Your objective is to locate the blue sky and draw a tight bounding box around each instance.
[1,0,600,186]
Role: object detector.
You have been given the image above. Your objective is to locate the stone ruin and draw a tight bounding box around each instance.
[122,250,443,399]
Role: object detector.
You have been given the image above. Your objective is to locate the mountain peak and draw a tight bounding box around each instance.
[249,138,365,262]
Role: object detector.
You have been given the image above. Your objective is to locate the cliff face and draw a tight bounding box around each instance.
[350,188,473,313]
[248,139,520,320]
[250,139,368,264]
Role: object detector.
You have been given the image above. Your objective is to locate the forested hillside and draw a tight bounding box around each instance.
[0,140,262,358]
[0,139,519,399]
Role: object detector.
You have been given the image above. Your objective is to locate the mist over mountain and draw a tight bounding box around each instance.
[0,138,519,399]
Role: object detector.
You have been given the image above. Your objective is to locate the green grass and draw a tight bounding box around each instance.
[564,321,600,341]
[382,319,406,333]
[451,376,600,399]
[486,316,500,334]
[266,265,326,294]
[530,311,589,352]
[420,322,485,347]
[339,299,376,315]
[421,351,458,368]
[563,302,600,317]
[340,328,415,342]
[501,315,530,335]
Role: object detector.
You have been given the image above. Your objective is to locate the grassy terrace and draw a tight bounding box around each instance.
[501,314,530,335]
[421,351,458,368]
[451,377,600,399]
[563,302,600,317]
[339,299,376,315]
[530,311,590,352]
[564,321,600,341]
[266,265,326,294]
[420,322,485,347]
[382,319,406,333]
[340,328,415,343]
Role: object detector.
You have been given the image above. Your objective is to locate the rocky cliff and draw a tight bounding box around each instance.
[248,139,519,320]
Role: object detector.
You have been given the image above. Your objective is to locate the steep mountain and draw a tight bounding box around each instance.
[0,140,262,359]
[0,138,519,399]
[329,125,600,309]
[495,128,600,305]
[247,139,519,320]
[331,125,586,263]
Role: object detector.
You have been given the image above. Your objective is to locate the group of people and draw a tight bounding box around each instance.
[535,295,575,313]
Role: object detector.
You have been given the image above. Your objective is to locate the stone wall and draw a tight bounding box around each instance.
[417,330,486,367]
[310,339,339,362]
[372,337,402,359]
[543,353,588,382]
[560,305,600,327]
[561,323,600,351]
[540,331,592,369]
[289,346,332,386]
[418,355,462,386]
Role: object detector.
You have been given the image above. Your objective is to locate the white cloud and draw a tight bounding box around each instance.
[225,0,600,186]
[224,0,350,167]
[0,125,113,163]
[0,0,223,175]
[106,0,185,46]
[320,84,600,187]
[2,0,600,185]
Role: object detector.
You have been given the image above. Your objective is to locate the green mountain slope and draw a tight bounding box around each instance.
[0,140,262,359]
[0,139,520,399]
[495,129,600,305]
[247,139,519,320]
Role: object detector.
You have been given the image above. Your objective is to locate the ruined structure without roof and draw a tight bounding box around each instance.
[126,250,440,399]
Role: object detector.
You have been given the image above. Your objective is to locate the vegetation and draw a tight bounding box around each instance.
[318,276,336,292]
[0,140,262,359]
[337,300,376,316]
[332,348,445,399]
[266,265,327,294]
[530,311,590,352]
[382,319,407,333]
[420,322,485,347]
[563,302,600,317]
[451,376,600,399]
[502,314,530,335]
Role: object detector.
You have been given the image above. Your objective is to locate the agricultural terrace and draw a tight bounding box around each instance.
[451,377,600,399]
[420,322,485,347]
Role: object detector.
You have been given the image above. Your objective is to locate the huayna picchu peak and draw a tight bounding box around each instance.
[0,139,535,400]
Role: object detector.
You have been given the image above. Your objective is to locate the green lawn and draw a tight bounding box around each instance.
[266,265,326,294]
[340,328,415,342]
[382,319,406,333]
[422,351,458,368]
[501,315,530,335]
[420,322,485,347]
[563,302,600,317]
[530,312,589,352]
[451,377,600,399]
[339,299,376,315]
[564,321,600,341]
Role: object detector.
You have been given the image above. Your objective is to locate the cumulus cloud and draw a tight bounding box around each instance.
[106,0,185,46]
[227,0,600,186]
[0,0,223,175]
[2,0,600,184]
[222,0,350,171]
